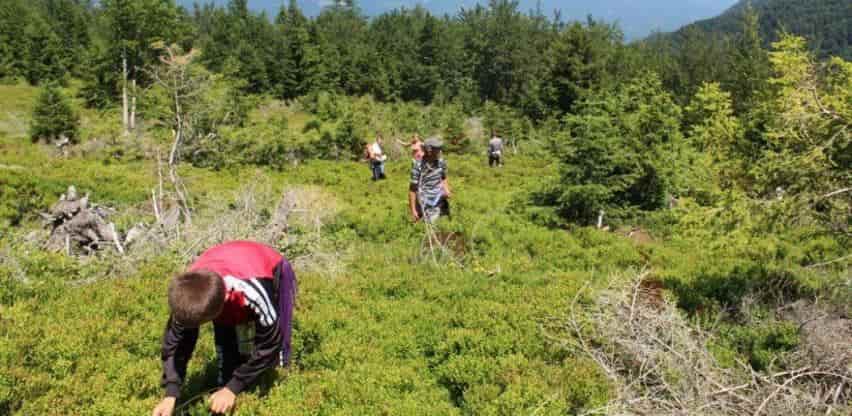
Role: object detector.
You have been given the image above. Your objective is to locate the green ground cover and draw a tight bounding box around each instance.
[0,84,847,415]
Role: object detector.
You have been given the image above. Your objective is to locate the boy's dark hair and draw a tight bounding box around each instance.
[168,270,225,327]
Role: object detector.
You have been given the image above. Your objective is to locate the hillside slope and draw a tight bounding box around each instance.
[2,83,849,415]
[675,0,851,59]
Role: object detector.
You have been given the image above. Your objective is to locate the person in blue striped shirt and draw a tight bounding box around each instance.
[409,137,451,223]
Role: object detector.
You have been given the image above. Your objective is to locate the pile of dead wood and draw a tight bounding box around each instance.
[41,186,142,256]
[557,270,852,416]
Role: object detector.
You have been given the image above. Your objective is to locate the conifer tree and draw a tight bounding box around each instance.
[727,5,770,113]
[0,0,32,80]
[30,82,79,143]
[23,17,67,85]
[275,0,310,99]
[412,14,440,102]
[547,73,685,223]
[43,0,91,76]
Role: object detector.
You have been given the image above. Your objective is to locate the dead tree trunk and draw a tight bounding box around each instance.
[150,44,203,227]
[122,50,129,135]
[43,186,125,255]
[168,89,182,165]
[167,72,192,225]
[129,79,136,131]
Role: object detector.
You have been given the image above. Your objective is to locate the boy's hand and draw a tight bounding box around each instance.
[411,210,420,222]
[151,397,176,416]
[209,387,236,414]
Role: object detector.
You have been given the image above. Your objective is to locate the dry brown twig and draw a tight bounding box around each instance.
[559,270,851,416]
[419,221,465,268]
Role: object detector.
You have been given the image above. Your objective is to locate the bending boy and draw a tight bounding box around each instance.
[151,241,297,416]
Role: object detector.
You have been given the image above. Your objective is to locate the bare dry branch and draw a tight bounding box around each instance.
[559,270,852,416]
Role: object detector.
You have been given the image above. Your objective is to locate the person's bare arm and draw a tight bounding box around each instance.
[441,161,451,198]
[409,185,420,221]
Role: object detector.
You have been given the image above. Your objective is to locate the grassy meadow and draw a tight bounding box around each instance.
[0,83,848,415]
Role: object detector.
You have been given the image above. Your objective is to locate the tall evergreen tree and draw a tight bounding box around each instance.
[0,0,33,80]
[411,13,440,102]
[82,0,184,107]
[23,17,67,85]
[42,0,91,76]
[312,0,372,95]
[543,72,686,223]
[546,20,618,114]
[274,0,310,98]
[726,5,770,113]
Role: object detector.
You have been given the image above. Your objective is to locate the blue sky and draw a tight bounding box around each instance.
[184,0,741,40]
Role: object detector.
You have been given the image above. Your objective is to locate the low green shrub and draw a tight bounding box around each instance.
[716,320,800,371]
[29,82,79,143]
[1,81,848,414]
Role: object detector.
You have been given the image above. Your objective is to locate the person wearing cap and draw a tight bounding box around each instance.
[409,137,451,223]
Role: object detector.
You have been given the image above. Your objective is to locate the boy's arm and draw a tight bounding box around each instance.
[161,317,199,399]
[225,280,283,395]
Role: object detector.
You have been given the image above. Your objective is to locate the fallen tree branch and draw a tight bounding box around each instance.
[806,254,851,269]
[821,187,851,199]
[110,223,125,255]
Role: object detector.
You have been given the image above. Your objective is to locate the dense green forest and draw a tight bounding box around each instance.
[678,0,851,60]
[0,0,850,415]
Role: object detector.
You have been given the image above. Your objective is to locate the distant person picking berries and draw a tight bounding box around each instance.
[367,134,387,181]
[488,129,503,167]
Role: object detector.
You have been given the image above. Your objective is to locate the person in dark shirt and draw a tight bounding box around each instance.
[151,241,297,416]
[488,129,503,167]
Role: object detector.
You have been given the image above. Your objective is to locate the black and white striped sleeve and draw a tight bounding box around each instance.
[225,278,282,394]
[242,277,277,326]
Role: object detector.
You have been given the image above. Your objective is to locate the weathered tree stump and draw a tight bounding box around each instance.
[42,186,126,255]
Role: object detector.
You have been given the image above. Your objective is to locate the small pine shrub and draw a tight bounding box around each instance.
[536,73,686,225]
[717,320,800,371]
[29,83,79,143]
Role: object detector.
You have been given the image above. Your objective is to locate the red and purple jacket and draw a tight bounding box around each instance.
[160,241,296,399]
[191,241,282,327]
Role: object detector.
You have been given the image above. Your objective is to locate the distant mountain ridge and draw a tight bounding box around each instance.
[674,0,851,59]
[178,0,739,41]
